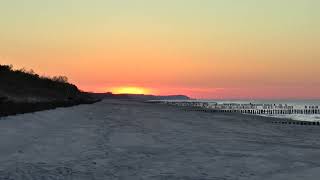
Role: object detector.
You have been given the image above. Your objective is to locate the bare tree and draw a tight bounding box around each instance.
[52,76,68,83]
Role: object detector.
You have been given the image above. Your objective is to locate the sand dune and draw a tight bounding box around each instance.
[1,99,320,179]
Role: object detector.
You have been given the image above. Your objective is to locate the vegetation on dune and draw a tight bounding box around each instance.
[0,64,83,103]
[0,64,100,116]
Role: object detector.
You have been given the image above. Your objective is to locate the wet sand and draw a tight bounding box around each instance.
[1,99,320,180]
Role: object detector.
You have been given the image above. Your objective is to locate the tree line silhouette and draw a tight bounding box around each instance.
[0,64,81,102]
[0,64,98,116]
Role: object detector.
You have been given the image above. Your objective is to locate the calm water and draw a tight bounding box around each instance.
[179,99,320,122]
[210,100,320,122]
[161,99,320,121]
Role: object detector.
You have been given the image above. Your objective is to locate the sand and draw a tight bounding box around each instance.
[1,99,320,180]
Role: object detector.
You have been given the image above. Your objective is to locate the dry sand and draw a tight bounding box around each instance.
[1,99,320,180]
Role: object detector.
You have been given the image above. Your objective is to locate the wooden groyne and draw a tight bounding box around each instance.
[271,121,320,126]
[148,100,320,115]
[188,108,320,115]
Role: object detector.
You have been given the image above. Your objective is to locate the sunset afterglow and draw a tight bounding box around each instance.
[111,87,152,95]
[1,0,319,99]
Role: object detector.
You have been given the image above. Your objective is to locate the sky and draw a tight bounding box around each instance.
[0,0,319,99]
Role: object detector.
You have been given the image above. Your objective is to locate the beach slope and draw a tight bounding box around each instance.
[1,99,320,179]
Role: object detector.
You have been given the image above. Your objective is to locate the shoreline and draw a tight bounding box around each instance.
[172,105,320,127]
[1,98,317,125]
[173,105,320,123]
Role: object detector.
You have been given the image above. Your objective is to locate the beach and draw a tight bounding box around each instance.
[1,99,320,180]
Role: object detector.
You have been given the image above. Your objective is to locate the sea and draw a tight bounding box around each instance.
[213,100,320,122]
[173,99,320,122]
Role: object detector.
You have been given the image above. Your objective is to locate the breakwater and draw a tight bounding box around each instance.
[148,100,320,115]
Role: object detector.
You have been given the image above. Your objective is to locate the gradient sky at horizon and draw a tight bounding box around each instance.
[1,0,319,99]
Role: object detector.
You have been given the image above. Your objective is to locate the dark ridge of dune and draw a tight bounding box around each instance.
[0,64,100,117]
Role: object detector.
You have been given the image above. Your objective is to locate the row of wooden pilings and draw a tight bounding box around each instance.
[271,121,320,126]
[187,108,320,115]
[146,101,320,115]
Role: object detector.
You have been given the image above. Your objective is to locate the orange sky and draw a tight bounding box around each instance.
[1,0,319,99]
